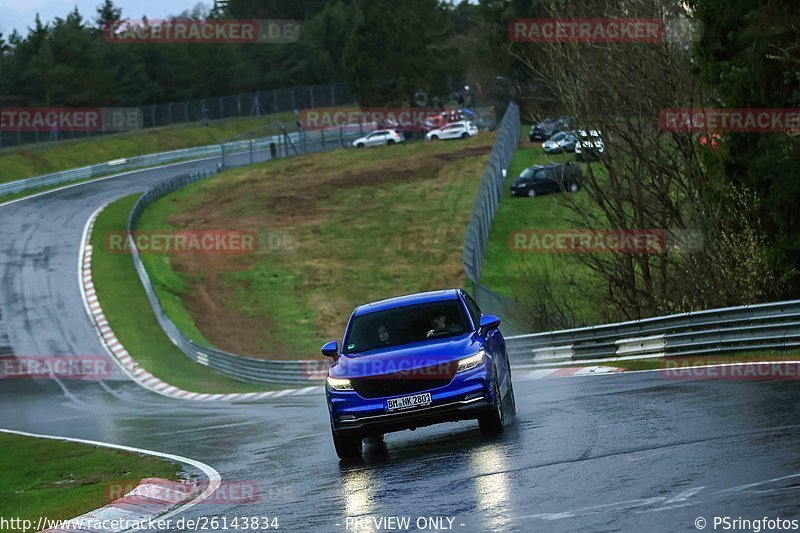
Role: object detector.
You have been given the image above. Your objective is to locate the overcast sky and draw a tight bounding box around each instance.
[0,0,207,35]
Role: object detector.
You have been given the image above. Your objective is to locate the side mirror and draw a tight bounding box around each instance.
[321,340,339,358]
[479,315,501,333]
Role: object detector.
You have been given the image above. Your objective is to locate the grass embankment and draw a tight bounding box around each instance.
[0,432,180,523]
[91,195,280,392]
[0,113,303,185]
[136,134,496,358]
[480,129,605,325]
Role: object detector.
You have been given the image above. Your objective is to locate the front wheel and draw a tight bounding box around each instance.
[331,426,363,460]
[527,188,536,198]
[569,182,580,193]
[461,132,469,139]
[356,143,364,149]
[505,379,517,417]
[430,135,439,141]
[478,375,505,434]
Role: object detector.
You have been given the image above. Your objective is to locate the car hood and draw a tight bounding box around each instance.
[329,333,483,379]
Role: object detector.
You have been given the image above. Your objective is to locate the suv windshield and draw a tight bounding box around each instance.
[344,300,469,354]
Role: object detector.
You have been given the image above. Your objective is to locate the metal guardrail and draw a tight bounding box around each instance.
[1,139,234,198]
[0,124,379,198]
[505,300,800,366]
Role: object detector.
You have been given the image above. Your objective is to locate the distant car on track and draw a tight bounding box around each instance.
[321,289,515,460]
[352,129,405,148]
[425,121,479,141]
[510,162,582,197]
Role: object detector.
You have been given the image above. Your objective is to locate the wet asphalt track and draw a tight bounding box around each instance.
[2,154,800,532]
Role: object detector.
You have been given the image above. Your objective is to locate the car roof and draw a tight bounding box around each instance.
[354,289,460,316]
[526,163,569,170]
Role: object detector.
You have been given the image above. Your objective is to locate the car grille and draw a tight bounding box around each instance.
[351,362,458,399]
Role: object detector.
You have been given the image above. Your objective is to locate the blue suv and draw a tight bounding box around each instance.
[321,289,515,460]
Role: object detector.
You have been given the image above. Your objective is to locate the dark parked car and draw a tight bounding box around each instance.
[529,117,571,141]
[510,163,582,197]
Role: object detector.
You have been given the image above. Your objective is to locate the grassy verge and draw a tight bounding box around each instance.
[91,195,280,393]
[480,137,605,325]
[136,135,496,358]
[0,110,346,184]
[0,433,180,523]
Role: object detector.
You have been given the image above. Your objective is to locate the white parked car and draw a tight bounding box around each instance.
[352,129,404,148]
[425,121,479,141]
[575,129,605,160]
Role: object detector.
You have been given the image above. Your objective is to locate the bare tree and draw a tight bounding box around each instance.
[508,0,776,328]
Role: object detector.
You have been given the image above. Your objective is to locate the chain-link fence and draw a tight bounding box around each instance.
[462,102,521,330]
[0,83,354,149]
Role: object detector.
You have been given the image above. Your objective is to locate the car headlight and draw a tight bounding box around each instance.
[457,351,485,372]
[326,376,354,391]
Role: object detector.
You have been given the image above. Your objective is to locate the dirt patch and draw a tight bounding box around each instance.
[159,138,494,358]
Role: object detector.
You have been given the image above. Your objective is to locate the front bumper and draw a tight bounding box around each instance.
[327,363,494,437]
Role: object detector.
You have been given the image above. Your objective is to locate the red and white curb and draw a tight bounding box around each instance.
[514,365,624,381]
[79,204,322,402]
[42,478,194,532]
[0,428,220,533]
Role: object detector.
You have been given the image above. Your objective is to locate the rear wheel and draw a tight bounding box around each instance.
[569,182,580,193]
[461,132,469,139]
[478,375,505,434]
[387,139,396,146]
[331,426,363,460]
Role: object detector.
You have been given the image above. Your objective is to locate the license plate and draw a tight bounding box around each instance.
[386,392,432,412]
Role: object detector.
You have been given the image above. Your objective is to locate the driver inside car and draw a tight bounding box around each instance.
[426,313,460,338]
